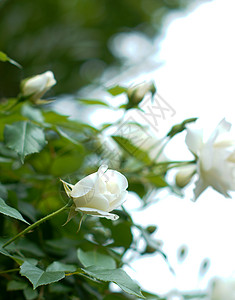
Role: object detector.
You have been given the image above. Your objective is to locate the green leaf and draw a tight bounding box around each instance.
[4,121,47,163]
[0,51,22,68]
[77,98,110,107]
[78,249,116,269]
[0,183,8,199]
[7,280,28,291]
[144,175,168,188]
[107,85,127,96]
[112,136,151,165]
[46,262,76,272]
[82,266,145,299]
[23,286,39,300]
[0,197,30,224]
[21,105,44,123]
[20,261,65,289]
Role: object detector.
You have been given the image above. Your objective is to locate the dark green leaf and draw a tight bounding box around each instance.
[4,121,47,163]
[107,85,127,96]
[82,266,144,298]
[0,197,30,224]
[20,261,65,289]
[46,261,76,272]
[23,286,39,300]
[78,249,116,269]
[7,280,28,291]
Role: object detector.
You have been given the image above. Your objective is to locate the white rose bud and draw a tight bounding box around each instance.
[21,70,56,102]
[127,81,156,106]
[61,165,128,220]
[175,165,196,188]
[210,278,235,300]
[185,118,235,200]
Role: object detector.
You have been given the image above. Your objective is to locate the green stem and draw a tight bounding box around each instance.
[0,268,20,274]
[2,204,69,248]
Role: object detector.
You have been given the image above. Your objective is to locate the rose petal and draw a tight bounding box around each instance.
[75,207,119,220]
[105,170,128,190]
[193,178,208,201]
[71,172,98,198]
[109,191,128,211]
[185,126,203,155]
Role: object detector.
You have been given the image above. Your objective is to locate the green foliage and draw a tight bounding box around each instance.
[0,58,199,299]
[81,266,145,298]
[0,197,29,224]
[4,121,47,163]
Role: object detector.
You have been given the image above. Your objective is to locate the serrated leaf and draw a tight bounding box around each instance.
[107,85,127,96]
[82,266,145,298]
[20,262,65,289]
[78,249,116,269]
[4,121,47,163]
[0,51,22,68]
[0,197,30,224]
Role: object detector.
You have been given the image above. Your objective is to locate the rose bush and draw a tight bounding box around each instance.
[61,165,128,220]
[186,118,235,200]
[20,70,56,102]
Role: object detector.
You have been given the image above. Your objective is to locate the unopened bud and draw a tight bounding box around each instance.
[127,81,156,107]
[175,165,196,188]
[20,70,56,103]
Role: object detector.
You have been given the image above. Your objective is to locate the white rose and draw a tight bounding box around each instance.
[61,165,128,220]
[185,118,235,200]
[21,71,56,101]
[210,278,235,300]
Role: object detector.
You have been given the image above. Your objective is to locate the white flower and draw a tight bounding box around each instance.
[210,278,235,300]
[21,71,56,102]
[185,118,235,200]
[61,165,128,220]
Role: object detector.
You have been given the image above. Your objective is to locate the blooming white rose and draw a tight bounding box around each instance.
[61,165,128,220]
[185,118,235,200]
[21,71,56,102]
[210,278,235,300]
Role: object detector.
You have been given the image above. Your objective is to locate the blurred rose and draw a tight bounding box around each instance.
[61,165,128,220]
[21,70,56,102]
[210,278,235,300]
[185,118,235,200]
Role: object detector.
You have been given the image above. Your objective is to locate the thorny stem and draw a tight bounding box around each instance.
[2,204,69,248]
